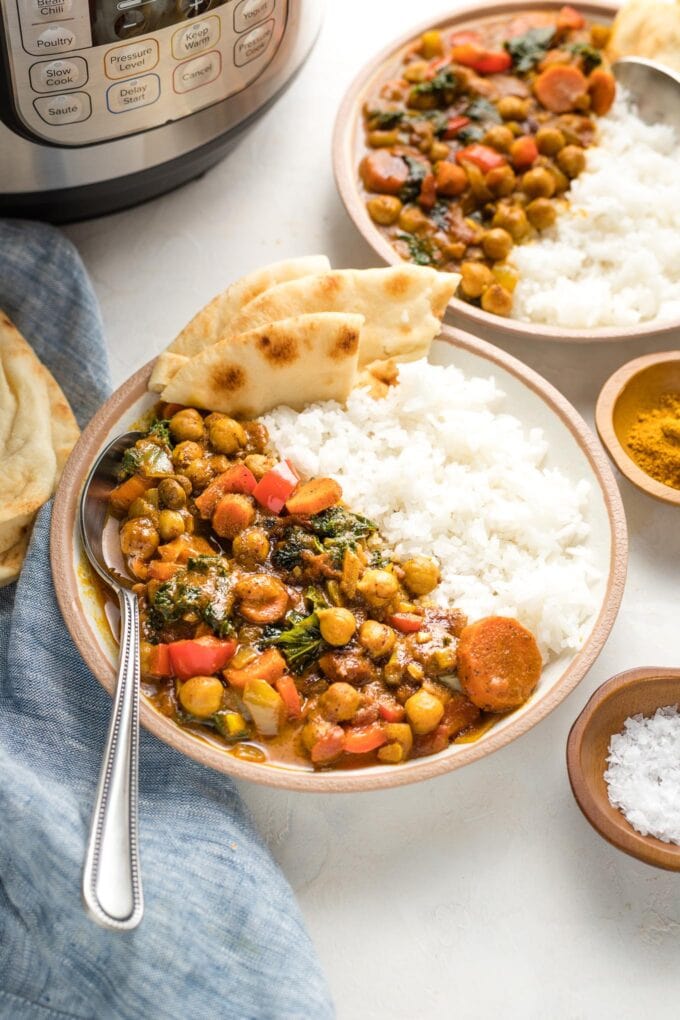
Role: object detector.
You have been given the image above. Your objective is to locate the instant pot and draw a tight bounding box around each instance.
[0,0,322,220]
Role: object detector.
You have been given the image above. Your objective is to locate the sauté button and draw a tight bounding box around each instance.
[171,16,220,59]
[173,50,221,93]
[30,56,88,92]
[104,38,159,79]
[33,90,91,124]
[106,73,160,113]
[233,19,274,66]
[234,0,275,34]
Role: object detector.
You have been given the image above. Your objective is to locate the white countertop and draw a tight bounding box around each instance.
[65,2,680,1016]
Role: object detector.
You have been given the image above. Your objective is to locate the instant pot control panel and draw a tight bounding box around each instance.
[0,0,288,145]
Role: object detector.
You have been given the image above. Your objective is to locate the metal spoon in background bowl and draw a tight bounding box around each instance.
[612,57,680,132]
[79,430,144,931]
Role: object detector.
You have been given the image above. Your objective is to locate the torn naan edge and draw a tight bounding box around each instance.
[228,266,460,367]
[152,254,332,372]
[609,0,680,70]
[159,313,363,416]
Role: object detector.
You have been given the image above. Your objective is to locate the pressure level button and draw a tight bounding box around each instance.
[33,90,91,124]
[30,56,88,92]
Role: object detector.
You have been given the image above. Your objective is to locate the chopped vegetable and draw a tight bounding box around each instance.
[252,460,299,513]
[224,648,286,690]
[504,25,556,73]
[510,135,539,169]
[168,636,237,681]
[411,66,457,100]
[275,675,303,719]
[534,64,588,113]
[388,612,424,633]
[443,114,471,139]
[568,41,602,74]
[397,232,436,266]
[214,710,250,741]
[243,678,284,737]
[194,464,257,518]
[310,726,345,765]
[557,5,585,30]
[587,68,616,116]
[344,724,387,754]
[262,610,326,674]
[399,154,428,203]
[285,477,342,516]
[451,43,512,74]
[456,144,507,173]
[212,493,255,539]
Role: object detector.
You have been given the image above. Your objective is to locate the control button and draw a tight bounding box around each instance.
[29,56,88,92]
[172,15,220,59]
[114,9,146,39]
[173,50,221,93]
[234,0,274,34]
[104,38,159,79]
[33,90,91,124]
[234,18,274,66]
[176,0,211,18]
[21,0,73,23]
[29,24,78,54]
[106,73,160,113]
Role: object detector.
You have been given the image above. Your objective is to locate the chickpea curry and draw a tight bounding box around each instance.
[108,405,543,771]
[359,6,616,317]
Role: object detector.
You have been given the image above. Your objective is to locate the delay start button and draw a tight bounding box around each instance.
[234,18,274,66]
[171,16,220,60]
[33,90,91,124]
[173,50,221,93]
[106,73,160,113]
[105,38,159,79]
[30,56,88,92]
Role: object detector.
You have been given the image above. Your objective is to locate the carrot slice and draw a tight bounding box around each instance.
[211,494,255,539]
[344,724,387,754]
[108,474,152,516]
[556,4,585,30]
[276,675,303,719]
[534,64,587,113]
[588,68,616,116]
[285,477,342,516]
[224,648,286,690]
[195,464,257,519]
[147,561,181,581]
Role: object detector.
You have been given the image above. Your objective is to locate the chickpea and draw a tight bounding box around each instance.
[402,556,440,596]
[178,675,224,719]
[208,416,246,455]
[405,689,444,735]
[526,197,557,230]
[232,527,270,565]
[318,682,361,722]
[358,620,396,659]
[590,23,611,48]
[157,477,187,509]
[546,163,570,194]
[210,455,231,475]
[497,96,528,121]
[459,261,494,299]
[420,29,443,58]
[183,458,214,492]
[357,568,400,608]
[128,497,157,520]
[169,408,204,443]
[482,228,513,261]
[492,204,530,241]
[172,440,203,470]
[366,195,403,225]
[378,742,404,764]
[557,144,586,178]
[244,454,272,480]
[521,166,555,199]
[175,474,193,495]
[367,129,400,148]
[481,283,513,317]
[119,518,159,561]
[384,722,413,757]
[158,509,185,542]
[535,126,565,156]
[483,125,514,152]
[398,205,428,233]
[301,717,329,752]
[403,59,429,83]
[317,607,357,646]
[485,164,516,197]
[429,141,450,162]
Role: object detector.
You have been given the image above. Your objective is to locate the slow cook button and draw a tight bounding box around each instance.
[106,73,160,113]
[29,56,88,92]
[233,18,274,66]
[104,38,159,79]
[234,0,274,34]
[31,24,78,54]
[33,90,91,124]
[173,51,221,94]
[172,16,220,59]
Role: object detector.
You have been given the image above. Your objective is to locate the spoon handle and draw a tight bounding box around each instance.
[82,585,144,930]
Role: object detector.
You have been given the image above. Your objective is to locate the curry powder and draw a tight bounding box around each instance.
[626,392,680,490]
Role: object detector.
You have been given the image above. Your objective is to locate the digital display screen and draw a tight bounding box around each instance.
[90,0,231,46]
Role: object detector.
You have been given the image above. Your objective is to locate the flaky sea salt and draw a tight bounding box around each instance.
[604,706,680,845]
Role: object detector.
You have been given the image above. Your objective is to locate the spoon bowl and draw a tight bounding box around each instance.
[613,57,680,132]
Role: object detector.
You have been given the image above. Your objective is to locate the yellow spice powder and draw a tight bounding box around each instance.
[626,392,680,490]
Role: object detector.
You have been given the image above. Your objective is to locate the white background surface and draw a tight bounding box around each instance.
[65,2,680,1016]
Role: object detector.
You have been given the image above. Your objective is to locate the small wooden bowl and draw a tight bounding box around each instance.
[595,351,680,506]
[567,667,680,871]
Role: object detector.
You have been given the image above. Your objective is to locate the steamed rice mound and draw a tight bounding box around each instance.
[263,360,600,660]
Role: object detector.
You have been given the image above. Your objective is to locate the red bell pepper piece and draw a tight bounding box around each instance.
[452,43,512,74]
[456,144,507,173]
[194,464,257,519]
[387,613,425,634]
[344,724,387,754]
[275,675,303,719]
[224,648,287,690]
[557,4,585,30]
[252,460,300,514]
[168,636,237,681]
[146,643,172,678]
[378,700,406,723]
[443,114,471,139]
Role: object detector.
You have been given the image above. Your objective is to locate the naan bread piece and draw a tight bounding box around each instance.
[609,0,680,70]
[154,254,331,364]
[160,313,364,416]
[43,364,80,477]
[0,531,30,588]
[148,351,193,395]
[228,266,460,366]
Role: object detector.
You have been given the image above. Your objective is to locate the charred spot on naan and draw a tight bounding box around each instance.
[210,364,246,394]
[383,270,414,299]
[331,325,360,360]
[256,332,299,365]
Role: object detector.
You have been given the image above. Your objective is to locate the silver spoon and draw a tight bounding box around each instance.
[612,57,680,133]
[79,430,145,931]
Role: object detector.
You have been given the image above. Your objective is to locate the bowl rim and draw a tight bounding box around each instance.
[595,350,680,507]
[50,325,628,792]
[332,0,680,344]
[566,666,680,871]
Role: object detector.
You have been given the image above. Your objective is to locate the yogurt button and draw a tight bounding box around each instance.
[172,15,220,59]
[234,0,275,34]
[106,73,160,113]
[33,91,91,124]
[32,24,77,53]
[30,56,87,92]
[234,19,274,66]
[104,39,159,79]
[173,51,221,93]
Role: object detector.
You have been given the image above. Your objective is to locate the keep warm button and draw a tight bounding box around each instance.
[106,74,160,113]
[173,51,221,94]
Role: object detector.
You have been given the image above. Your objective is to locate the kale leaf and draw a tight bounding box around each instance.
[430,200,450,232]
[456,124,485,143]
[367,109,404,129]
[146,419,172,445]
[397,232,436,267]
[187,554,229,575]
[271,527,323,572]
[568,41,602,74]
[504,26,556,73]
[309,507,377,540]
[261,610,326,674]
[411,67,458,100]
[149,577,203,626]
[399,154,428,203]
[465,98,501,123]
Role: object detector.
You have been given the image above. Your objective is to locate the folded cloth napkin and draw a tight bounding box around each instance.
[0,220,333,1020]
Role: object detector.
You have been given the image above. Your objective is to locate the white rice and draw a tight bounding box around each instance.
[511,92,680,328]
[263,359,600,660]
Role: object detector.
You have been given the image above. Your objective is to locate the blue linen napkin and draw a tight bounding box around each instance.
[0,220,333,1020]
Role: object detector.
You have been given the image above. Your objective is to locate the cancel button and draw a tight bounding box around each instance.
[173,51,221,94]
[106,73,160,113]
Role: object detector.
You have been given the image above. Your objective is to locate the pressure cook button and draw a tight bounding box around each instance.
[173,50,221,93]
[104,38,159,79]
[33,90,91,124]
[29,56,88,92]
[234,0,274,34]
[21,0,73,23]
[31,24,78,54]
[106,73,160,113]
[171,15,220,59]
[233,18,274,66]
